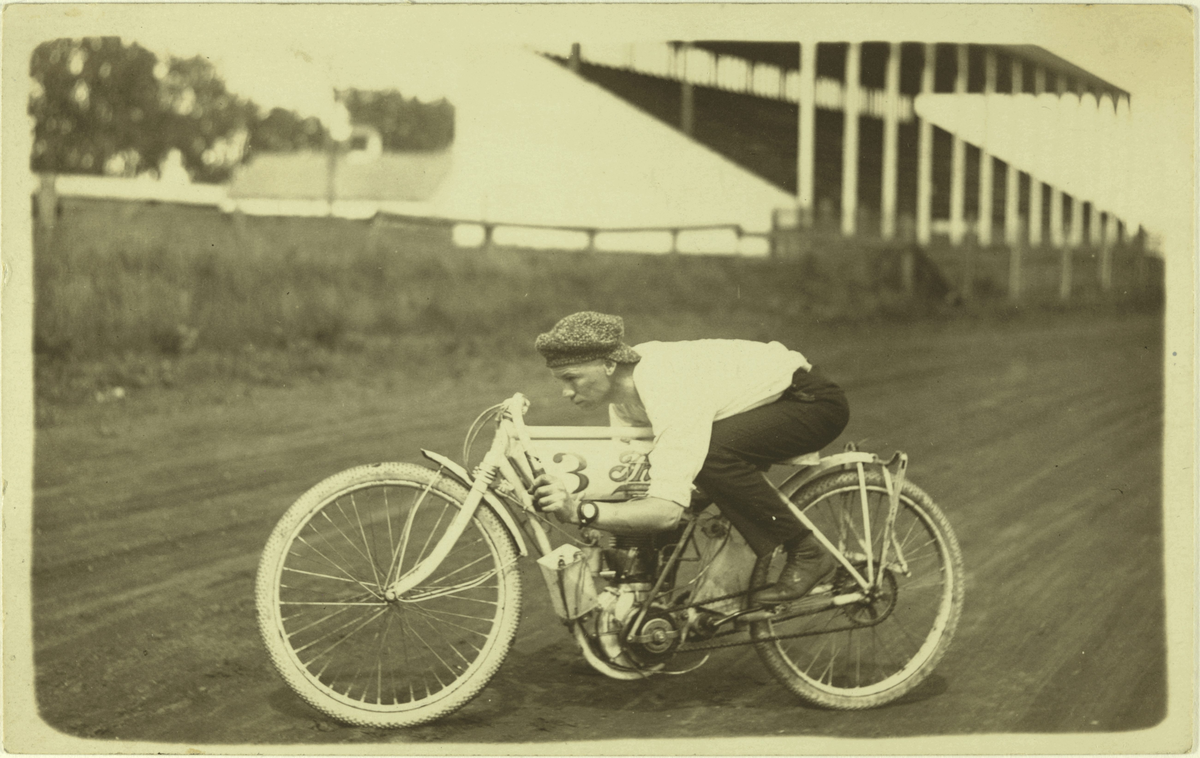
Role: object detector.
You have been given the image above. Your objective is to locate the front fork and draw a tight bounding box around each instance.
[382,424,554,601]
[382,457,496,601]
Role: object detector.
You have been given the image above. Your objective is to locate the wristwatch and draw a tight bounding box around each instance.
[576,501,599,528]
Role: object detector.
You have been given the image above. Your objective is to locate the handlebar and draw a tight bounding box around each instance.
[500,394,549,487]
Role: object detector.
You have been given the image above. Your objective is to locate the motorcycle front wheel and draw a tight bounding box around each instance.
[255,462,522,728]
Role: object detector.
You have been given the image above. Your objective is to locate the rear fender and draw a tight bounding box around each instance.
[421,450,529,557]
[777,451,882,498]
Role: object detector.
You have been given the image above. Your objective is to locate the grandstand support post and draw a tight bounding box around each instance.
[1008,239,1024,301]
[680,43,695,136]
[977,48,997,247]
[1084,87,1099,251]
[1100,212,1117,291]
[569,43,581,73]
[681,79,695,136]
[1004,164,1020,247]
[900,247,915,296]
[880,42,901,240]
[670,229,680,254]
[797,38,817,223]
[1135,225,1147,292]
[1069,196,1084,250]
[961,236,976,301]
[1029,66,1046,248]
[916,43,935,246]
[1029,181,1044,248]
[949,44,968,246]
[1115,95,1133,256]
[1049,75,1068,249]
[1049,188,1064,249]
[482,224,495,251]
[1059,238,1073,301]
[978,155,993,246]
[841,42,862,237]
[1005,56,1023,248]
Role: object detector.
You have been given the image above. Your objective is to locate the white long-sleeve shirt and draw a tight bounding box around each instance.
[608,339,811,507]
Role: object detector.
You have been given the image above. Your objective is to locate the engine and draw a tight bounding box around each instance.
[587,533,684,670]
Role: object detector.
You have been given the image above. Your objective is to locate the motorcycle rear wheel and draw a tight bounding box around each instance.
[750,470,964,709]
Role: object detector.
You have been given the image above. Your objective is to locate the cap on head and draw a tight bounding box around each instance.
[534,311,642,368]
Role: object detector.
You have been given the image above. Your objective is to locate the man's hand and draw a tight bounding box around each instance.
[532,474,578,524]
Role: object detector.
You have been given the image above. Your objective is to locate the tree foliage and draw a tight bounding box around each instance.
[30,37,457,184]
[157,54,258,182]
[340,89,454,151]
[248,108,329,153]
[30,37,167,177]
[30,37,264,183]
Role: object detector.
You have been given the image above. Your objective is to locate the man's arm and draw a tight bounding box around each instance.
[532,475,684,533]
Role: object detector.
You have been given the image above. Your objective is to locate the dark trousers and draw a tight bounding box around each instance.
[693,365,850,557]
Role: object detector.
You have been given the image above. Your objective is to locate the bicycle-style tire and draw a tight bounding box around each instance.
[750,469,964,709]
[255,462,522,728]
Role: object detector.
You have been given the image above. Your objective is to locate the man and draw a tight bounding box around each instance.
[531,311,850,605]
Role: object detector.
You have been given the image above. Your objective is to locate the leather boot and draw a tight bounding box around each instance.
[753,532,836,605]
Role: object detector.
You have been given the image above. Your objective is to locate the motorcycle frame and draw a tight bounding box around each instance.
[385,393,910,666]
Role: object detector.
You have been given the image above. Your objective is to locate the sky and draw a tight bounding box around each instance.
[127,7,1179,121]
[7,3,1195,260]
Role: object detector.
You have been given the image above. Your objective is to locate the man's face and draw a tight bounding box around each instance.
[551,361,614,410]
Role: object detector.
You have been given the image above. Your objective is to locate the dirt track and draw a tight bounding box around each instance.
[28,312,1169,749]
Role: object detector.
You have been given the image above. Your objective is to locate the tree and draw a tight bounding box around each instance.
[247,107,329,154]
[28,37,460,183]
[340,89,454,151]
[29,37,315,183]
[29,37,167,176]
[156,54,258,183]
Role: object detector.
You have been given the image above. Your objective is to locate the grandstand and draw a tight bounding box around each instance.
[541,41,1133,254]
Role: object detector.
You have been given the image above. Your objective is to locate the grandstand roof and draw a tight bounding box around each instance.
[687,41,1129,100]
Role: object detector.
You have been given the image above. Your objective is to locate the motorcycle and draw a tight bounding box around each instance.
[255,393,964,727]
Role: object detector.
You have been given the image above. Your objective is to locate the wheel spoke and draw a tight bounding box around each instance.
[294,535,385,599]
[321,503,380,577]
[405,606,494,641]
[349,491,386,590]
[283,603,370,638]
[298,605,389,662]
[404,617,459,683]
[283,565,379,586]
[428,541,492,585]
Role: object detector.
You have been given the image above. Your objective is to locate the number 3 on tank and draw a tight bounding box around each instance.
[551,451,589,494]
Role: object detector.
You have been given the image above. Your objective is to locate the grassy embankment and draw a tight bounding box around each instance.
[32,199,1162,418]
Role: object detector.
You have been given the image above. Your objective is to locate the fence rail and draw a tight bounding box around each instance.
[374,210,770,255]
